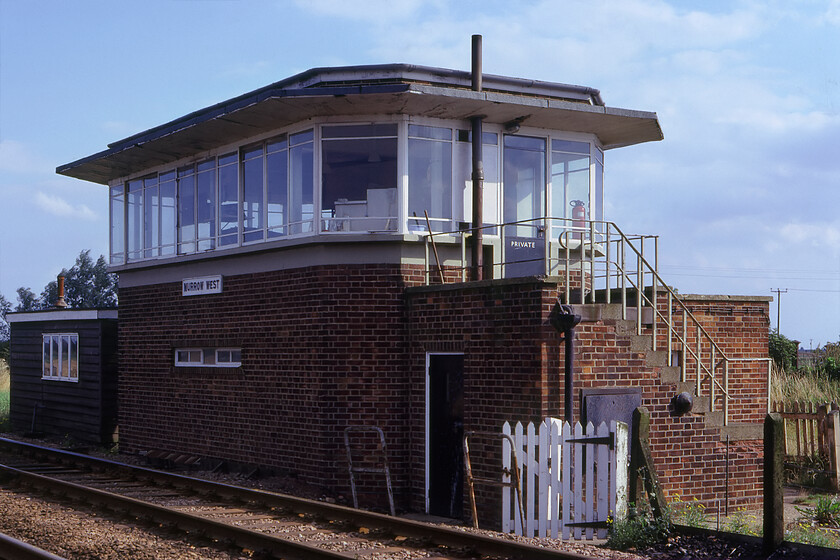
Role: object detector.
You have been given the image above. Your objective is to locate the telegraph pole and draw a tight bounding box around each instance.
[771,288,787,332]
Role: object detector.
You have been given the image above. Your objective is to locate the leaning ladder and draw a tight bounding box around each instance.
[464,431,525,530]
[344,426,396,516]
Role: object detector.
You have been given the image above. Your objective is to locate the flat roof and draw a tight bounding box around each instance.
[7,309,118,323]
[57,64,663,185]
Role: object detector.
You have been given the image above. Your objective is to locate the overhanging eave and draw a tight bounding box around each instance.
[58,83,662,185]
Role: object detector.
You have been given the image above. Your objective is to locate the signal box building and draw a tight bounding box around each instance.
[58,61,770,522]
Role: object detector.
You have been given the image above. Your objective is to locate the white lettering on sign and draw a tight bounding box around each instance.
[510,240,536,249]
[182,275,223,297]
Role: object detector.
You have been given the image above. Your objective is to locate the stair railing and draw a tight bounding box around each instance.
[421,217,734,424]
[556,219,732,424]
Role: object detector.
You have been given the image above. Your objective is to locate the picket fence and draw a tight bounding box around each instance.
[501,418,628,540]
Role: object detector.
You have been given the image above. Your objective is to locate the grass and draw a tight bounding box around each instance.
[771,363,840,405]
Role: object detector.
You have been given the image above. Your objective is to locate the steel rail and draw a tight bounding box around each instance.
[0,463,354,560]
[0,532,68,560]
[0,437,598,560]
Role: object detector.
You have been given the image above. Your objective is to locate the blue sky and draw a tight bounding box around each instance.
[1,0,839,347]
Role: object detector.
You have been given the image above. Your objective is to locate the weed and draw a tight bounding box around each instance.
[786,523,840,548]
[724,507,760,536]
[671,496,707,528]
[605,504,671,551]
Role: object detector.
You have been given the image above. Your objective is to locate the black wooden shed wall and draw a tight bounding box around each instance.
[9,314,118,444]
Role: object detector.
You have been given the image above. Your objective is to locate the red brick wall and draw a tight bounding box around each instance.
[119,264,415,507]
[118,264,768,520]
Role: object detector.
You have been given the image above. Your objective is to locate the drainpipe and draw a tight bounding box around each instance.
[470,34,484,281]
[550,302,582,423]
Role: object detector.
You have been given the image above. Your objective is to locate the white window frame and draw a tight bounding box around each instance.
[174,347,241,368]
[174,348,204,366]
[42,333,79,382]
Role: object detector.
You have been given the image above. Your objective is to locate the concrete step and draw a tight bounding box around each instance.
[599,304,654,325]
[719,423,763,441]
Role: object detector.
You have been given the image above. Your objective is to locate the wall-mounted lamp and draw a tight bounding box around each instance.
[504,116,527,134]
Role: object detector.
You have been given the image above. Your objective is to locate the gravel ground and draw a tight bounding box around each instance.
[0,435,836,560]
[0,487,246,560]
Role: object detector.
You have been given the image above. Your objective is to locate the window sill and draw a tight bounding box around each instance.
[172,366,243,375]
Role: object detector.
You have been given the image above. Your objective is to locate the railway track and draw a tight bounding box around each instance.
[0,437,599,560]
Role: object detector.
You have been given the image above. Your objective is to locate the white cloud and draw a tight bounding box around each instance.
[824,0,840,25]
[35,192,97,221]
[0,140,51,175]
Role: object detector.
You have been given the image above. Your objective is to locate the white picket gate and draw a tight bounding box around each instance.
[501,418,628,540]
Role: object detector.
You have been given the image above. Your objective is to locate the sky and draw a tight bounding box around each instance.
[0,0,839,347]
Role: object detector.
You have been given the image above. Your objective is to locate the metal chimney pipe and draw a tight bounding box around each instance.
[55,275,67,309]
[470,34,484,281]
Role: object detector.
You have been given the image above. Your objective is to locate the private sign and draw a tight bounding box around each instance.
[182,275,223,297]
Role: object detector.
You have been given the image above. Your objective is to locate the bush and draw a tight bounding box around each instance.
[769,329,799,372]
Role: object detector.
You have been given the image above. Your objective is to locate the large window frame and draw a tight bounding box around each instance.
[109,118,604,265]
[42,333,79,382]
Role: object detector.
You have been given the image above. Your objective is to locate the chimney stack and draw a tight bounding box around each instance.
[55,275,67,309]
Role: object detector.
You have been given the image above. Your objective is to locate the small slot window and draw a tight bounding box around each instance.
[174,347,241,368]
[175,349,203,366]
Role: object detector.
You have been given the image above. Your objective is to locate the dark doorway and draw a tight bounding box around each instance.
[428,353,464,518]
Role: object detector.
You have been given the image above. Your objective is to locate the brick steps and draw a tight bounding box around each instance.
[577,303,762,442]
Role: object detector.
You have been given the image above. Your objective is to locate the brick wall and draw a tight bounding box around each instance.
[119,264,414,506]
[118,264,769,520]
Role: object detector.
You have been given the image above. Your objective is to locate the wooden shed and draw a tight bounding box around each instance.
[7,309,118,445]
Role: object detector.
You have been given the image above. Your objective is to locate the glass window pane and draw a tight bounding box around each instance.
[127,179,143,261]
[50,336,59,377]
[43,336,50,377]
[242,143,263,161]
[178,172,196,254]
[551,139,590,154]
[503,135,545,237]
[290,129,313,146]
[69,336,78,379]
[267,149,288,237]
[550,146,590,241]
[505,135,545,152]
[197,165,216,251]
[290,136,313,234]
[218,156,239,246]
[322,124,397,138]
[160,178,176,256]
[110,186,125,265]
[218,152,238,166]
[243,155,264,243]
[267,135,287,153]
[143,183,160,258]
[322,136,397,232]
[455,137,499,232]
[408,135,451,232]
[60,336,70,378]
[409,124,451,141]
[595,156,604,225]
[230,349,241,363]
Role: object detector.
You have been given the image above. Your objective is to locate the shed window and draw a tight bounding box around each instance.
[42,334,79,382]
